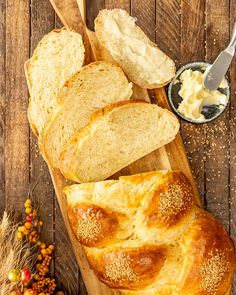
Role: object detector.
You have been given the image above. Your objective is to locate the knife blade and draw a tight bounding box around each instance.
[204,22,236,91]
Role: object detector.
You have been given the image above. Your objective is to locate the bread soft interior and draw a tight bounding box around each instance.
[43,61,133,167]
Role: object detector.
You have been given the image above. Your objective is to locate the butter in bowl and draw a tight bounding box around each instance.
[168,62,230,123]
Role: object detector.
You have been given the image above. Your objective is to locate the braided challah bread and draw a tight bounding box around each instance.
[64,170,236,294]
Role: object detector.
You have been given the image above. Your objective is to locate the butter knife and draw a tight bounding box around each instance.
[203,22,236,91]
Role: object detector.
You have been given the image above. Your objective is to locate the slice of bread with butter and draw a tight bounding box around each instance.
[95,9,176,89]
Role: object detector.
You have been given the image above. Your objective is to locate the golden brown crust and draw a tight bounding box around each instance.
[24,60,32,90]
[25,60,39,137]
[68,203,120,247]
[144,171,194,228]
[59,136,78,181]
[27,103,39,137]
[87,245,167,290]
[180,209,236,295]
[65,170,236,293]
[90,100,147,123]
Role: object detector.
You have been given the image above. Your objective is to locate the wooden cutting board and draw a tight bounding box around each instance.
[39,0,200,294]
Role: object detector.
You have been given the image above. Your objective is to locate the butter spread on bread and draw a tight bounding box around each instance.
[65,170,236,294]
[59,101,179,183]
[43,61,132,168]
[95,9,176,89]
[25,28,85,137]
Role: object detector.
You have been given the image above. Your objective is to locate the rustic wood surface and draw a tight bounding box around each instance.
[32,1,201,294]
[0,0,235,294]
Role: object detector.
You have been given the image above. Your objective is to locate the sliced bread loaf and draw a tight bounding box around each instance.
[43,61,133,168]
[95,9,176,89]
[25,28,85,136]
[59,101,180,183]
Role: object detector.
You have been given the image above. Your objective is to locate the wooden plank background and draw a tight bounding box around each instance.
[0,0,235,294]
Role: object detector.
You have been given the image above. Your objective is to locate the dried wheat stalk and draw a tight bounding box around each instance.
[0,212,35,295]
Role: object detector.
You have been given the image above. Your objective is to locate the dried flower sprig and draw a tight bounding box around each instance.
[2,175,65,295]
[15,198,57,295]
[0,212,34,295]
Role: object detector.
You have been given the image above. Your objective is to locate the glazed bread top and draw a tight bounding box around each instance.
[65,170,236,294]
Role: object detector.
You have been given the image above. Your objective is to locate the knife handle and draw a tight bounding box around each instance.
[229,21,236,48]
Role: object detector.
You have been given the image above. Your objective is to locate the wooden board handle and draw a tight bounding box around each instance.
[50,0,84,33]
[50,0,93,63]
[77,0,86,25]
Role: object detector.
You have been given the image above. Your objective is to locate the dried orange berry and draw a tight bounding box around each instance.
[34,274,40,280]
[31,230,37,236]
[18,226,25,232]
[36,264,41,270]
[24,289,36,295]
[37,254,42,261]
[41,249,47,256]
[48,245,55,251]
[40,243,46,249]
[32,237,37,244]
[16,232,23,239]
[24,199,32,207]
[25,222,32,229]
[25,207,32,214]
[23,229,29,235]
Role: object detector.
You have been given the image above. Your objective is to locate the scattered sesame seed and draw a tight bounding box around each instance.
[104,253,138,283]
[76,212,102,242]
[181,117,236,198]
[200,250,229,294]
[159,184,192,216]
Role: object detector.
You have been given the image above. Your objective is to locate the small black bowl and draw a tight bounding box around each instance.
[168,62,230,124]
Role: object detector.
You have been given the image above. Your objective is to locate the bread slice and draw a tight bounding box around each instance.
[43,61,133,168]
[95,9,176,89]
[25,28,85,137]
[59,101,180,183]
